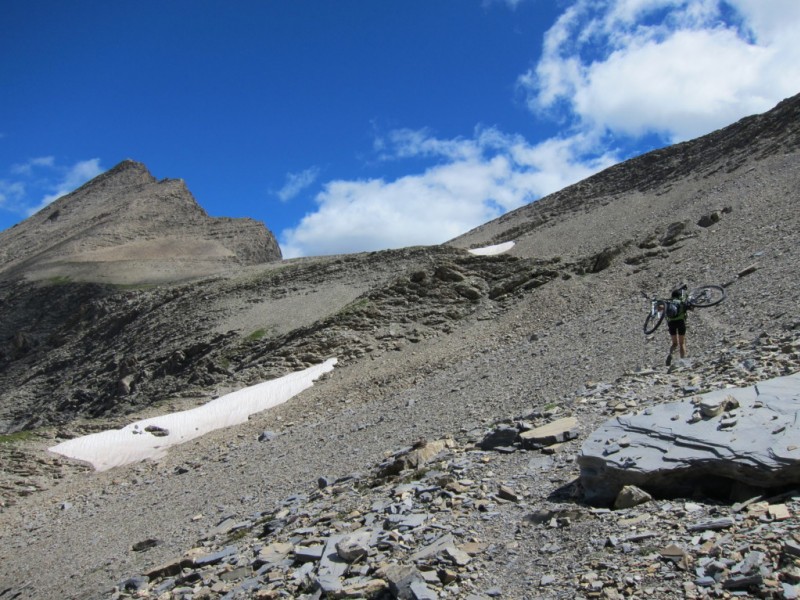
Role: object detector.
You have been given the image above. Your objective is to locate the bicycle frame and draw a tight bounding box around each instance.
[648,298,667,315]
[642,284,725,335]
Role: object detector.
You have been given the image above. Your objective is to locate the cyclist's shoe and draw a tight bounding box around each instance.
[665,353,673,366]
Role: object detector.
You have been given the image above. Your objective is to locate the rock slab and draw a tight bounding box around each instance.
[578,372,800,505]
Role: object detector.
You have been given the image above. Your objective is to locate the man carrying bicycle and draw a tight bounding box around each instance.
[666,284,691,365]
[643,284,725,365]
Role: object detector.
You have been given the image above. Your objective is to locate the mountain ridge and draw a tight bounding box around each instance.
[450,92,800,254]
[0,93,798,600]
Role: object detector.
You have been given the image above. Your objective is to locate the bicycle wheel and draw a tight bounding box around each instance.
[688,284,726,308]
[643,307,665,334]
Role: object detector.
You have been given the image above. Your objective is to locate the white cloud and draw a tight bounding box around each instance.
[11,156,55,176]
[520,0,800,142]
[32,158,103,214]
[282,0,800,259]
[573,28,771,139]
[276,166,320,202]
[375,128,481,162]
[0,180,26,209]
[280,128,617,258]
[0,157,104,222]
[481,0,527,9]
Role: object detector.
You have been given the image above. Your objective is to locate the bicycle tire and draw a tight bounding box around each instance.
[643,309,665,334]
[688,284,726,308]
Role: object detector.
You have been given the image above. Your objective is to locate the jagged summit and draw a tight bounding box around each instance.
[80,158,156,189]
[53,159,159,213]
[0,159,282,284]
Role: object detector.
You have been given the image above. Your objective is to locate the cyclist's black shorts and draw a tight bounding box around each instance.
[668,319,686,336]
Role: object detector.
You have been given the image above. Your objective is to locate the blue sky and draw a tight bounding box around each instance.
[2,1,798,258]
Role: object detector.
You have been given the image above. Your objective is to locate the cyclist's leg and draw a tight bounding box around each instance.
[666,320,678,365]
[667,321,679,354]
[677,320,687,357]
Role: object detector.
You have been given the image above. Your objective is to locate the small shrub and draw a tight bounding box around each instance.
[0,431,37,445]
[247,329,268,341]
[47,276,72,285]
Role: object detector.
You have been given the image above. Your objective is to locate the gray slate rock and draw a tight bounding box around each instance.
[579,373,800,505]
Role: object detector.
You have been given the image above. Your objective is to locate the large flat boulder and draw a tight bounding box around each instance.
[578,372,800,506]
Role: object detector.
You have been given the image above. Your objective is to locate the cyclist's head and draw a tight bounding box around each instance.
[671,289,682,299]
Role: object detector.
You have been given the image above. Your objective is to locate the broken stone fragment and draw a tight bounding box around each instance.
[497,484,520,502]
[769,503,791,521]
[144,425,169,437]
[381,564,426,600]
[737,264,758,278]
[332,578,388,599]
[519,416,579,449]
[377,438,455,477]
[722,573,764,590]
[613,485,652,510]
[294,544,324,562]
[443,545,472,567]
[783,540,800,558]
[257,430,278,442]
[698,394,739,418]
[144,557,192,580]
[409,580,438,600]
[257,541,293,564]
[192,545,238,567]
[686,517,736,532]
[131,538,161,552]
[660,544,691,570]
[411,534,457,561]
[479,425,519,450]
[336,535,370,563]
[697,212,721,228]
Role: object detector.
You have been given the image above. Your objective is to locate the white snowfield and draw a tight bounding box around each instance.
[49,358,337,472]
[467,241,515,256]
[48,244,513,472]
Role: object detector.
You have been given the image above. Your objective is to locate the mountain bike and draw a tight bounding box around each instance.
[643,284,726,334]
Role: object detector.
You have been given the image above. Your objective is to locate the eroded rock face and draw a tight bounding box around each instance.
[578,372,800,506]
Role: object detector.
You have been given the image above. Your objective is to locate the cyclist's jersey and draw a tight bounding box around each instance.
[666,294,688,321]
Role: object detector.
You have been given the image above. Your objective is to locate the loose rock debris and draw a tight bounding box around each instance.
[108,333,800,600]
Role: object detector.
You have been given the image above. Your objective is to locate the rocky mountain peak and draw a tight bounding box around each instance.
[0,160,282,283]
[87,158,156,188]
[57,159,158,207]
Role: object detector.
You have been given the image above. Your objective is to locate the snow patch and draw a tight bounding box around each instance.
[468,241,515,256]
[49,358,337,471]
